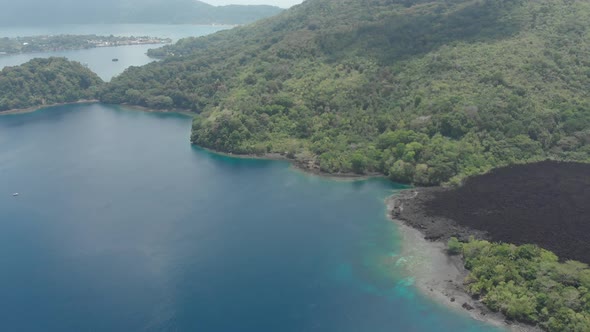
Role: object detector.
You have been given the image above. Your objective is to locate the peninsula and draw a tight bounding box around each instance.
[0,35,172,55]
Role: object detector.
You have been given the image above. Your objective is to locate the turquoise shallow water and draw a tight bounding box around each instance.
[0,104,502,331]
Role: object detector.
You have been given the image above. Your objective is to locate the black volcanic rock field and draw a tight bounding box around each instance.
[394,161,590,263]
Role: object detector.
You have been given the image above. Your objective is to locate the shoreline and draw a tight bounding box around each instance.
[390,188,488,242]
[116,104,196,117]
[196,146,552,332]
[0,100,539,330]
[386,193,541,332]
[0,101,196,117]
[197,147,386,181]
[2,100,541,330]
[0,42,170,57]
[0,99,99,116]
[0,99,384,181]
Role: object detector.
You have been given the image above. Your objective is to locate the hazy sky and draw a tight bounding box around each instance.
[204,0,304,8]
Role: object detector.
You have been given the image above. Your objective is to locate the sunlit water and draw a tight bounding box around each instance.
[0,24,231,80]
[0,104,502,331]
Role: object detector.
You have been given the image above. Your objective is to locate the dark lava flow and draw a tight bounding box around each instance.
[424,161,590,263]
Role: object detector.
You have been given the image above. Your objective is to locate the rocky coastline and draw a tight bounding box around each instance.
[389,187,488,243]
[387,190,541,332]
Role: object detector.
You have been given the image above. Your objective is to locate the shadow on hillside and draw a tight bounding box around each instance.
[319,0,524,64]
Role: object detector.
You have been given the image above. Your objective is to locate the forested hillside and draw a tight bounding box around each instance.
[0,58,103,112]
[0,0,282,25]
[451,239,590,331]
[101,0,590,185]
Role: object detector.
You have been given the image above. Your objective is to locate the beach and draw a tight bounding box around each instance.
[387,196,542,332]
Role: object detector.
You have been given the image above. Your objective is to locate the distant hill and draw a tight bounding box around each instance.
[0,0,283,25]
[0,58,103,112]
[98,0,588,185]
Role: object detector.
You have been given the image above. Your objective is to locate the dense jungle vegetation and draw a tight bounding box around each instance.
[449,238,590,331]
[0,58,103,112]
[98,0,588,184]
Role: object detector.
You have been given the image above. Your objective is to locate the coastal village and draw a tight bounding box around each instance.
[86,36,172,47]
[0,35,172,54]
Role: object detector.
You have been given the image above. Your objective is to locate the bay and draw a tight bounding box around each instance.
[0,24,230,81]
[0,103,501,332]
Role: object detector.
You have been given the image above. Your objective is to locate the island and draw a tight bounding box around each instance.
[0,35,172,55]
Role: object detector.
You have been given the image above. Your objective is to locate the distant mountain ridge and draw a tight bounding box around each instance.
[0,0,283,25]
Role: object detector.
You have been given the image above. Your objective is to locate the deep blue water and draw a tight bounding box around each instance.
[0,104,501,331]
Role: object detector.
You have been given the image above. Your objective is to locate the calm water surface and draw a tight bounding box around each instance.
[0,104,501,332]
[0,24,230,80]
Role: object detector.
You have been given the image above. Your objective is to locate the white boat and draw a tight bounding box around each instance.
[12,193,19,197]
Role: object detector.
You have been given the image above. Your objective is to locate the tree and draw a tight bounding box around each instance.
[448,237,462,255]
[350,152,367,174]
